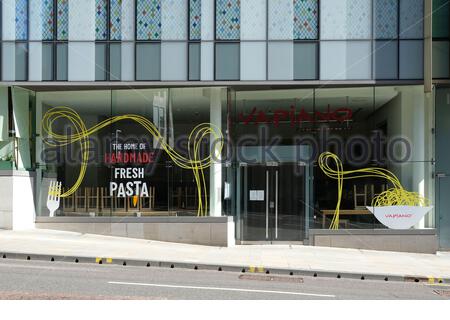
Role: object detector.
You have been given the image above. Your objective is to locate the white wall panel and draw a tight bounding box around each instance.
[201,42,214,80]
[268,0,293,40]
[28,42,43,81]
[162,0,188,40]
[68,42,95,81]
[241,0,267,40]
[69,0,95,41]
[320,41,371,80]
[29,0,43,40]
[161,42,187,80]
[321,0,371,40]
[346,41,371,79]
[201,0,214,41]
[268,42,293,80]
[121,42,135,81]
[122,0,135,40]
[320,41,346,80]
[2,0,16,41]
[241,42,266,80]
[2,43,15,81]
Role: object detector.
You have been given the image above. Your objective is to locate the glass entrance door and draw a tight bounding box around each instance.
[240,162,306,242]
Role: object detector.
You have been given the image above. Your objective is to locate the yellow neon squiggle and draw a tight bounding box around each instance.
[42,106,223,217]
[318,152,429,229]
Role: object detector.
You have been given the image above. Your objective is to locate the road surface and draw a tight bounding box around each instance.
[0,258,448,300]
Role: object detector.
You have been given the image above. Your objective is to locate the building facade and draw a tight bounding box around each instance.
[0,0,449,251]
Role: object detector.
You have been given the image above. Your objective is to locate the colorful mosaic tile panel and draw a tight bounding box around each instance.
[42,0,54,40]
[57,0,69,40]
[110,0,122,40]
[294,0,318,40]
[216,0,240,40]
[374,0,398,39]
[96,0,108,40]
[16,0,28,40]
[190,0,201,40]
[136,0,162,40]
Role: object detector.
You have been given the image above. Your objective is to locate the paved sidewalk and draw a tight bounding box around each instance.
[0,229,449,280]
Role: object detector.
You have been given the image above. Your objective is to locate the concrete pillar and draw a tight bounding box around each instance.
[209,88,222,217]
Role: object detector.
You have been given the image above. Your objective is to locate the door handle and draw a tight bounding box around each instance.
[436,173,449,178]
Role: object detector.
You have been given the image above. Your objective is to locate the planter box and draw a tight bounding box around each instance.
[309,229,438,253]
[0,161,13,170]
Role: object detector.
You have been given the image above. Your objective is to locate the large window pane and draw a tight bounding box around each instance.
[215,43,240,80]
[42,43,54,81]
[2,43,15,80]
[95,43,107,81]
[268,42,293,80]
[189,43,201,81]
[373,41,398,80]
[36,90,112,217]
[216,0,240,40]
[56,43,68,81]
[433,41,450,79]
[433,0,450,38]
[399,40,424,79]
[110,43,122,81]
[294,42,318,80]
[136,43,161,80]
[161,42,187,81]
[15,43,28,81]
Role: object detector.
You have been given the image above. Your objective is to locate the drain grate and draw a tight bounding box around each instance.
[239,274,304,283]
[433,290,450,297]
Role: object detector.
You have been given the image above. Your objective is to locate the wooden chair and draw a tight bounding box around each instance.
[353,184,368,210]
[62,188,75,213]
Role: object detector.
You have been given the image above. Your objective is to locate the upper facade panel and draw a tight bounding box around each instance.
[0,0,448,82]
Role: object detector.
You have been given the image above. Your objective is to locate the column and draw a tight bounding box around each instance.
[209,88,222,217]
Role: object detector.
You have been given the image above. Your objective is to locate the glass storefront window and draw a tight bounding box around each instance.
[32,85,434,242]
[36,87,227,218]
[230,85,433,241]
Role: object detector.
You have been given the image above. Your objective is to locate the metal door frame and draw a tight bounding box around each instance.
[237,160,310,244]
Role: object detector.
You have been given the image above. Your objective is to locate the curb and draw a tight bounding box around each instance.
[1,251,449,285]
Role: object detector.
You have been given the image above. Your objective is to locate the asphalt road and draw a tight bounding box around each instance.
[0,258,448,300]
